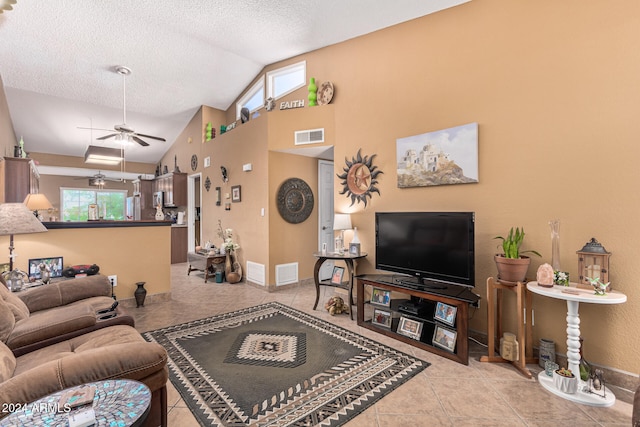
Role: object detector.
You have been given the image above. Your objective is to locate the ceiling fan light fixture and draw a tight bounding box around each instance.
[84,145,123,165]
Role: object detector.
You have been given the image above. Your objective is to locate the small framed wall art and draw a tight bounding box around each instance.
[231,185,241,202]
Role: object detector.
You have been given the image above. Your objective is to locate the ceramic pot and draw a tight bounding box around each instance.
[553,370,577,394]
[494,254,531,283]
[135,282,147,307]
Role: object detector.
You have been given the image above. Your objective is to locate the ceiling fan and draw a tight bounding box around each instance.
[74,171,121,188]
[78,66,166,147]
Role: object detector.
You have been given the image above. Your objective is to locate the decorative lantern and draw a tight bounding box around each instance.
[577,238,611,291]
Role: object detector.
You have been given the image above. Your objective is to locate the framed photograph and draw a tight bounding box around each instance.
[433,325,457,353]
[434,302,457,327]
[349,243,361,256]
[397,316,423,340]
[331,266,345,285]
[231,185,241,202]
[370,287,391,307]
[372,308,392,328]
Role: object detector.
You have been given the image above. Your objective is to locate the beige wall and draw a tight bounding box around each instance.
[268,151,318,289]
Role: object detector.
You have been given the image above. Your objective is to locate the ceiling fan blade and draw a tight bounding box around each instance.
[96,133,118,140]
[132,136,150,147]
[134,132,166,142]
[77,126,115,132]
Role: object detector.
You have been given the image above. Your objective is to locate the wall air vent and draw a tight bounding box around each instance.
[294,128,324,145]
[246,261,265,286]
[276,262,298,286]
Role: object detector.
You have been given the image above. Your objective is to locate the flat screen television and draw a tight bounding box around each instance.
[375,212,475,289]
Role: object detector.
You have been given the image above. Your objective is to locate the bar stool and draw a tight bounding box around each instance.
[479,277,537,378]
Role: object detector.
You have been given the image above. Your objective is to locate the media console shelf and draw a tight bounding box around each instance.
[357,274,476,365]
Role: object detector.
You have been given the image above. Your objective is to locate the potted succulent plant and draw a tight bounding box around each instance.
[494,227,541,283]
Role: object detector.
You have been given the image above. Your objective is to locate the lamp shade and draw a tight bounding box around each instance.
[0,203,48,236]
[333,213,352,231]
[23,193,53,211]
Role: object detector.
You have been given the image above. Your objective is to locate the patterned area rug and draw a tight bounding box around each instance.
[144,302,429,426]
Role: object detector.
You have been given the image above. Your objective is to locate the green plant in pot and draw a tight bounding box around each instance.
[494,227,541,283]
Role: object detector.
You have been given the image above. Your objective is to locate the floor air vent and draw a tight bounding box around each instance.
[294,128,324,145]
[276,263,298,286]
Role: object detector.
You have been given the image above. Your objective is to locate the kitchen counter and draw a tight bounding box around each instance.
[42,220,173,229]
[171,224,188,228]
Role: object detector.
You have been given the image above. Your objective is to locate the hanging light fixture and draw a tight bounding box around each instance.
[0,0,17,14]
[84,145,123,165]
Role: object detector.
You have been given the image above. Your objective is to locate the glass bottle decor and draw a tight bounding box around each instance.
[549,219,561,271]
[308,77,318,106]
[578,337,591,382]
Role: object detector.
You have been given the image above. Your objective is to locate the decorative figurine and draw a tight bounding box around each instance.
[587,277,609,295]
[155,205,164,220]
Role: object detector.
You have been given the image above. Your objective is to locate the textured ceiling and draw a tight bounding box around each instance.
[0,0,468,165]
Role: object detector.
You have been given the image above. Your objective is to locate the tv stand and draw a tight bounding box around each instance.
[357,274,473,365]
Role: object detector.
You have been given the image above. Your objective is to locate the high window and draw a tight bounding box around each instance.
[236,76,265,120]
[266,61,306,100]
[60,188,127,221]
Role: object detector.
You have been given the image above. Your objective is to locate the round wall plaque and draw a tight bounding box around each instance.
[276,178,314,224]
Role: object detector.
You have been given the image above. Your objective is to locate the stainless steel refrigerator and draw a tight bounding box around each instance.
[126,196,141,220]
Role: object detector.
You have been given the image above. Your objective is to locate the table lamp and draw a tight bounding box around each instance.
[333,213,352,254]
[0,203,47,271]
[23,193,53,221]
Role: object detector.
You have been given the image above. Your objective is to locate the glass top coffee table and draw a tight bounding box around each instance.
[0,379,151,427]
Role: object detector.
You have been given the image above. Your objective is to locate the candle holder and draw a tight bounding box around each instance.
[577,238,611,291]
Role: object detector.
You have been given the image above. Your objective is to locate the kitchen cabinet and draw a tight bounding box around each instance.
[171,226,188,264]
[153,172,187,207]
[0,157,39,202]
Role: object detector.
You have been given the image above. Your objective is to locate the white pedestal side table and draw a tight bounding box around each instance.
[527,282,627,407]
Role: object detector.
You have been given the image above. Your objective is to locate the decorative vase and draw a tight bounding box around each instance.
[549,219,561,271]
[135,282,147,307]
[225,252,242,284]
[308,77,318,107]
[155,206,164,220]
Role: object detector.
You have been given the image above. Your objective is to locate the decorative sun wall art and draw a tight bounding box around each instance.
[337,149,383,207]
[396,123,478,188]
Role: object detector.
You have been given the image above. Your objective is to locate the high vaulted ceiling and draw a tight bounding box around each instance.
[0,0,468,164]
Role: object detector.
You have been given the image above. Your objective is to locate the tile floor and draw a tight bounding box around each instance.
[130,264,634,427]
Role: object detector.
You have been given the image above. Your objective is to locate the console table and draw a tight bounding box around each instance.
[527,282,627,407]
[187,251,226,283]
[312,252,367,320]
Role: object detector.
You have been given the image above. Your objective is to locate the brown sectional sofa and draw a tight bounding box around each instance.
[0,275,133,356]
[0,275,169,426]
